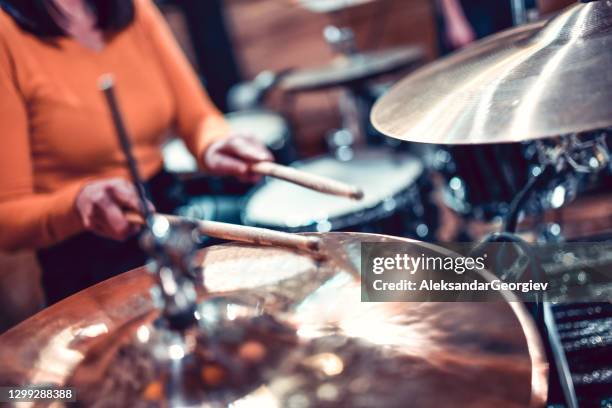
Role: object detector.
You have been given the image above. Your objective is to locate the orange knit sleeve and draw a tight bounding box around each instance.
[0,33,86,251]
[135,0,230,163]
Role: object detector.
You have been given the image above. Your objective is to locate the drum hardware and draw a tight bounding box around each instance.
[472,133,610,293]
[227,69,294,112]
[280,45,424,152]
[96,74,340,406]
[326,128,357,161]
[470,233,612,408]
[373,0,611,235]
[544,301,581,408]
[140,215,201,331]
[511,0,529,25]
[544,287,612,407]
[102,77,213,397]
[176,195,243,228]
[283,2,424,151]
[475,196,611,408]
[504,131,610,234]
[324,24,358,55]
[102,75,222,403]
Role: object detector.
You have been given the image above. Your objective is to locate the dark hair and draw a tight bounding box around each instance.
[0,0,134,37]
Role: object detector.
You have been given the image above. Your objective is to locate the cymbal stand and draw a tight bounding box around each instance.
[100,74,203,330]
[323,21,369,157]
[101,75,245,405]
[511,0,528,25]
[504,131,610,234]
[480,130,609,408]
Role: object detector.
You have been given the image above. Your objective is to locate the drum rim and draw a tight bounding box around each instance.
[241,148,424,232]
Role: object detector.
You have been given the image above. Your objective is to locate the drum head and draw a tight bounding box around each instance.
[226,110,288,147]
[243,149,423,230]
[162,138,199,174]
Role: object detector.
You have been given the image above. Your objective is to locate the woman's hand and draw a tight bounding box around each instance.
[75,178,153,241]
[202,135,274,182]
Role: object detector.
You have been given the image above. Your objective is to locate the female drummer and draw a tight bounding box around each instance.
[0,0,273,303]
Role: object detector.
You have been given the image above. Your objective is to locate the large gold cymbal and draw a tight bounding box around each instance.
[0,233,547,407]
[371,1,612,144]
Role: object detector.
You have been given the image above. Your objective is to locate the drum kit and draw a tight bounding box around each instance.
[0,1,611,407]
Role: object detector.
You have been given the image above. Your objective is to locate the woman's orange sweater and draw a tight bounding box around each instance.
[0,0,229,251]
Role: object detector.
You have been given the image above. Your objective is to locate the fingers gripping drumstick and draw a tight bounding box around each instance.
[126,212,322,253]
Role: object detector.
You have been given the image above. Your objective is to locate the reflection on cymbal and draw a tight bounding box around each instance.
[0,233,547,407]
[372,1,612,144]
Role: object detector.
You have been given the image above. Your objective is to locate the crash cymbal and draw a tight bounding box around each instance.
[0,233,547,407]
[280,46,424,92]
[371,1,612,144]
[295,0,377,13]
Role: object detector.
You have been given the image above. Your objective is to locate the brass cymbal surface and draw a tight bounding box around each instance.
[371,1,612,144]
[0,233,547,407]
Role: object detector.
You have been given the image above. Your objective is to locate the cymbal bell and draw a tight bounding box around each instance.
[371,1,612,144]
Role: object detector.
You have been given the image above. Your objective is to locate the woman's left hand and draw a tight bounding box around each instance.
[202,135,274,182]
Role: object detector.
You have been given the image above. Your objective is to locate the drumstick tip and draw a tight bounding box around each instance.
[98,73,115,91]
[306,235,323,251]
[351,188,365,200]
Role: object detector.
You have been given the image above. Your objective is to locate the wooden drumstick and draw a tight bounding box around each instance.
[250,161,364,200]
[125,212,322,253]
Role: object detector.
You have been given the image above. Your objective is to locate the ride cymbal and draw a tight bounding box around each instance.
[371,1,612,144]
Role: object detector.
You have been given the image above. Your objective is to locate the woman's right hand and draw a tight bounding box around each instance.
[75,178,153,241]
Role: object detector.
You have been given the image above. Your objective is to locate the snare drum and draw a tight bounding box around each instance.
[242,148,435,238]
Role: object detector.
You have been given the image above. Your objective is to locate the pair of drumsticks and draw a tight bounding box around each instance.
[126,163,364,252]
[100,75,364,253]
